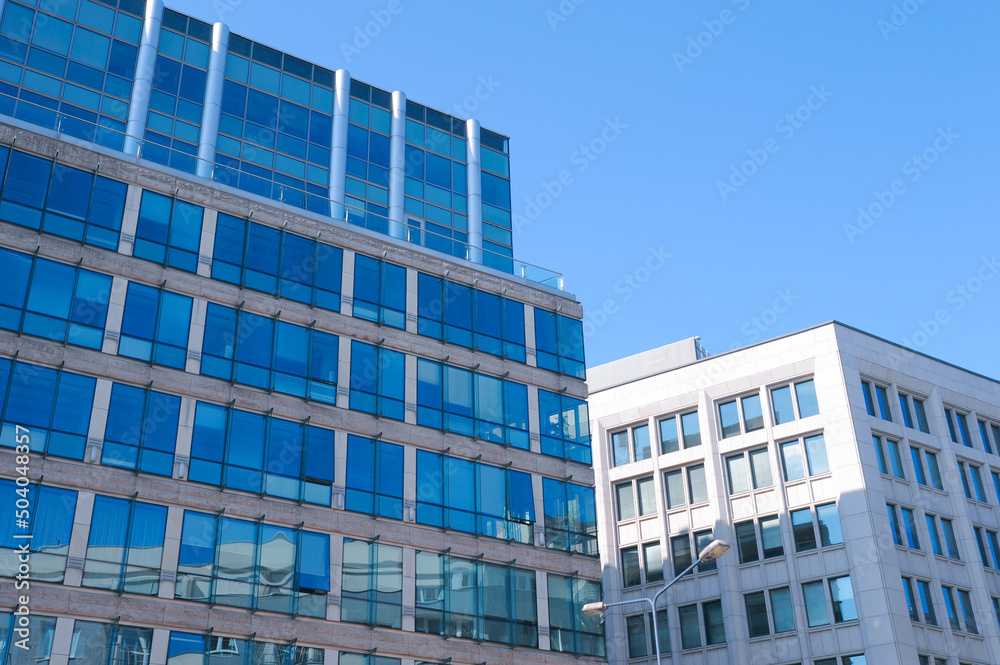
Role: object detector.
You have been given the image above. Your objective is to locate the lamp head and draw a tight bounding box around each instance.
[582,601,607,617]
[697,539,731,562]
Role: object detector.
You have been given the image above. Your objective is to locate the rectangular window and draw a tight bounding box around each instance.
[958,461,973,498]
[533,308,586,380]
[978,420,995,455]
[200,303,339,403]
[772,378,819,424]
[694,529,717,572]
[913,397,930,433]
[726,447,772,496]
[213,213,343,309]
[900,507,919,549]
[720,393,765,437]
[0,481,77,583]
[102,383,180,476]
[771,587,795,633]
[957,412,973,447]
[803,580,830,627]
[0,148,127,249]
[918,580,937,625]
[352,253,406,328]
[417,273,526,362]
[780,433,829,481]
[670,534,692,577]
[760,515,784,558]
[703,599,725,645]
[942,586,960,631]
[134,190,204,272]
[816,503,844,546]
[736,520,759,564]
[416,450,534,544]
[971,464,987,502]
[345,434,403,521]
[791,508,817,552]
[417,358,529,448]
[988,530,1000,568]
[0,358,96,460]
[82,495,167,594]
[342,539,403,628]
[945,408,958,442]
[679,604,701,649]
[616,477,656,522]
[626,615,647,658]
[621,546,640,587]
[861,380,875,416]
[118,283,192,369]
[547,574,604,657]
[745,589,782,637]
[926,450,943,489]
[610,423,651,466]
[898,392,914,428]
[688,464,707,504]
[902,577,920,621]
[925,514,943,556]
[974,527,990,567]
[643,541,664,583]
[188,402,335,505]
[873,435,904,479]
[659,410,700,453]
[542,478,598,556]
[959,589,978,634]
[910,446,926,485]
[349,340,404,420]
[887,503,902,546]
[876,385,893,421]
[0,247,111,349]
[941,518,960,559]
[175,511,328,616]
[537,389,591,464]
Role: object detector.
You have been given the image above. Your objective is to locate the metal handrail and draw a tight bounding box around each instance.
[0,93,564,290]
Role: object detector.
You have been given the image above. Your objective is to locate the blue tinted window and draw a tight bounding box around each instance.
[415,450,534,543]
[199,302,338,403]
[119,283,192,369]
[0,480,77,583]
[534,309,586,379]
[0,359,95,459]
[538,390,591,465]
[352,254,406,329]
[344,435,403,520]
[543,479,598,556]
[211,212,343,309]
[341,539,403,629]
[416,358,529,450]
[83,495,167,594]
[102,383,180,476]
[349,341,404,421]
[189,401,334,505]
[134,190,204,272]
[175,510,328,616]
[416,273,526,362]
[0,247,111,348]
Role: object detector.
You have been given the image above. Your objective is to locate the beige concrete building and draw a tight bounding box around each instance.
[588,323,1000,665]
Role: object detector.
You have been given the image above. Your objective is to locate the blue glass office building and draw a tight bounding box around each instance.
[0,2,600,664]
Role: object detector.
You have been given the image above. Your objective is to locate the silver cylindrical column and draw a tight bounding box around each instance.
[329,69,351,221]
[123,0,164,157]
[195,22,230,179]
[465,118,483,264]
[388,90,406,239]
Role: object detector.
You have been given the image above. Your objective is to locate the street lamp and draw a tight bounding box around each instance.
[582,539,730,665]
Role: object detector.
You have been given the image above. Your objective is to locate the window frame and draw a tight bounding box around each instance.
[658,409,701,453]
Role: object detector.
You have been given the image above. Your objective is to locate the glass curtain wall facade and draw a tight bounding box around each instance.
[0,2,597,664]
[0,0,521,274]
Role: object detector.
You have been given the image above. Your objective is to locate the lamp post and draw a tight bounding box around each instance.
[582,539,730,665]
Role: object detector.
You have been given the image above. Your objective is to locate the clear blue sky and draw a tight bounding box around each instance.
[168,0,1000,379]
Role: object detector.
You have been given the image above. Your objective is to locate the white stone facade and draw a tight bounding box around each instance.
[588,323,1000,665]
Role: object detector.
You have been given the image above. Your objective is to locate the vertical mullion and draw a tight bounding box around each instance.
[36,156,57,233]
[239,217,251,288]
[120,498,137,594]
